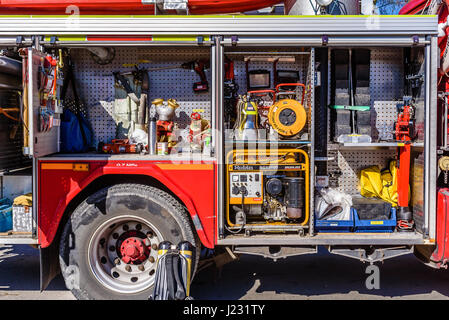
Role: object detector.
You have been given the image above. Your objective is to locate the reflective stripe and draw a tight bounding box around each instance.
[41,163,89,171]
[156,164,213,170]
[191,214,203,231]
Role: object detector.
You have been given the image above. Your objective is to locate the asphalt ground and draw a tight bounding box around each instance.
[0,244,449,300]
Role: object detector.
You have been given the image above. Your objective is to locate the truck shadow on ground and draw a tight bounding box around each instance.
[0,245,66,292]
[1,245,449,299]
[191,247,449,300]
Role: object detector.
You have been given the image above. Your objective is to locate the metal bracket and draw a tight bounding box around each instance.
[233,245,317,262]
[315,157,335,161]
[50,36,58,45]
[328,246,414,264]
[231,35,238,46]
[16,36,24,46]
[412,35,419,45]
[197,36,204,46]
[321,35,329,46]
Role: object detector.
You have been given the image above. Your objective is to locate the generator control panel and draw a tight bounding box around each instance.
[229,172,263,204]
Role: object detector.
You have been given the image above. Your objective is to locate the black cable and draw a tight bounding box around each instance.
[225,189,247,235]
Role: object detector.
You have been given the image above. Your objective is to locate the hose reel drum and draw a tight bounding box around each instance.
[268,98,307,137]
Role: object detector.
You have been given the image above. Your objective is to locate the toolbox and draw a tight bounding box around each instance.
[0,198,12,233]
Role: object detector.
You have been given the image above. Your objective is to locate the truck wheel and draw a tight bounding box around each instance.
[59,184,199,300]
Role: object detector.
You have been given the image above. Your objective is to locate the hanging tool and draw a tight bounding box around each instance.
[0,107,19,122]
[224,57,239,127]
[113,59,210,93]
[38,54,61,133]
[134,68,150,130]
[394,97,415,231]
[181,60,209,93]
[113,71,140,105]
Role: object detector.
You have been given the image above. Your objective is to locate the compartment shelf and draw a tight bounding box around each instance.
[218,232,426,246]
[226,140,311,145]
[337,142,424,150]
[43,152,216,162]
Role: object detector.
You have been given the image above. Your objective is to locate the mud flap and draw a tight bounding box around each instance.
[39,240,61,291]
[416,188,449,268]
[430,189,449,267]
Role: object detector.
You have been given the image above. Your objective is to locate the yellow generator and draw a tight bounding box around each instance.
[226,148,309,235]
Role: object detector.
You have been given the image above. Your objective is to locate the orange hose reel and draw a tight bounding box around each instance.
[268,99,306,137]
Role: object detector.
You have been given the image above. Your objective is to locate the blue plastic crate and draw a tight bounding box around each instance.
[315,209,354,232]
[353,207,396,233]
[0,198,12,232]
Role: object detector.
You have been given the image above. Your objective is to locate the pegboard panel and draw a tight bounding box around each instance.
[336,149,397,195]
[325,48,405,191]
[70,47,212,147]
[372,100,402,141]
[411,149,425,233]
[370,48,404,102]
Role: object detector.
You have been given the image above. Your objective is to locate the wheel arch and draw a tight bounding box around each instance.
[40,173,212,291]
[56,174,210,249]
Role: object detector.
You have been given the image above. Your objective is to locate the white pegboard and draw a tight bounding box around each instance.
[372,100,402,141]
[70,47,212,147]
[370,48,404,102]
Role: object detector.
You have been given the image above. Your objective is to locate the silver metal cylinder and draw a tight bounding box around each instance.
[148,117,157,155]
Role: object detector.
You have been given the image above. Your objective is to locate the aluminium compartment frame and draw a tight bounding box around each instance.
[0,15,438,246]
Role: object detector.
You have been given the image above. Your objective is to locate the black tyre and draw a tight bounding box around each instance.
[59,184,199,300]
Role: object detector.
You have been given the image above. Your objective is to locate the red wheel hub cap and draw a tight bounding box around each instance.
[120,237,149,264]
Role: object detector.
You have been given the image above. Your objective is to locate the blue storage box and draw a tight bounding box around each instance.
[0,198,12,232]
[353,207,396,232]
[315,209,354,232]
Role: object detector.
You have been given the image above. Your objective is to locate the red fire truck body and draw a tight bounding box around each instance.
[0,9,445,300]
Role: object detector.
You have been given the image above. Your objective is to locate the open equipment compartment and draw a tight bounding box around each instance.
[0,50,33,241]
[0,42,216,242]
[316,45,427,234]
[218,38,434,243]
[53,45,215,161]
[222,46,315,237]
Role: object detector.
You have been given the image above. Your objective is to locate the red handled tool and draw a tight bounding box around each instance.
[394,99,415,231]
